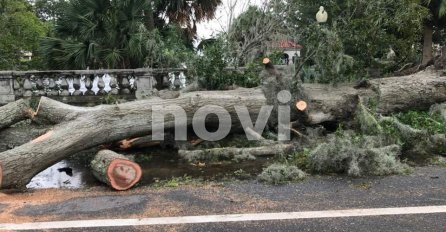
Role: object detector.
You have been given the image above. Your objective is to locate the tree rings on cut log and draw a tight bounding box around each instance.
[90,150,142,191]
[296,100,308,111]
[108,159,141,190]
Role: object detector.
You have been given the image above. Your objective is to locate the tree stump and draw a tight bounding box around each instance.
[90,150,142,191]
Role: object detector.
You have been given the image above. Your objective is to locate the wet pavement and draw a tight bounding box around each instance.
[1,167,445,231]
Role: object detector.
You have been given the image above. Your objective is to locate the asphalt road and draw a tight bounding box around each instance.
[0,166,445,231]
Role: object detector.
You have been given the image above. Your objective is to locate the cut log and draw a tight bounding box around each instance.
[90,150,142,191]
[296,100,308,111]
[178,144,295,162]
[1,72,446,189]
[0,99,34,130]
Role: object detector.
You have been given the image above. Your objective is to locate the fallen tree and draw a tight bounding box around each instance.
[0,71,445,189]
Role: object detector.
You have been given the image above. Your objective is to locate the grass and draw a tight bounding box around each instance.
[152,175,194,188]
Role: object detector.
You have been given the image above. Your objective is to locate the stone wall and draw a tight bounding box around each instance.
[0,68,186,105]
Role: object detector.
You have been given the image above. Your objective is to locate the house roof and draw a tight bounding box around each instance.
[272,40,303,49]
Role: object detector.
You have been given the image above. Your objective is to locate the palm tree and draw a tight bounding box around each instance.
[41,0,222,69]
[151,0,222,39]
[41,0,155,69]
[421,0,446,65]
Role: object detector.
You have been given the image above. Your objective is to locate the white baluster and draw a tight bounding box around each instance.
[179,71,186,88]
[79,75,88,95]
[91,75,100,95]
[129,76,136,90]
[102,74,112,93]
[67,78,75,95]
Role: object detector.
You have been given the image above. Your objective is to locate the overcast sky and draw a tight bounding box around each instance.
[196,0,267,41]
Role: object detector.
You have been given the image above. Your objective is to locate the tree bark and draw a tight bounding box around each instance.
[422,23,434,66]
[0,125,48,152]
[90,150,142,191]
[304,71,446,124]
[0,99,34,130]
[0,72,445,189]
[178,144,295,163]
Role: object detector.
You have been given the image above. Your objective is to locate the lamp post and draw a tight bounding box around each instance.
[316,6,328,23]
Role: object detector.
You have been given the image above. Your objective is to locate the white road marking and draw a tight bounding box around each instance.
[1,205,446,230]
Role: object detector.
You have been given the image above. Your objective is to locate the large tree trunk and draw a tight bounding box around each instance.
[0,72,445,189]
[422,23,434,66]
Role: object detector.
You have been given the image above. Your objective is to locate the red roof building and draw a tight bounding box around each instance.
[271,40,303,49]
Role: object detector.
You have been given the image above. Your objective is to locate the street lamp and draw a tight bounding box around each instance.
[316,6,328,23]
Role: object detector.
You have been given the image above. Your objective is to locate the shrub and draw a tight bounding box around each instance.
[258,164,306,185]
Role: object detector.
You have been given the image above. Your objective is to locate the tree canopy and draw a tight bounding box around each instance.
[270,0,430,83]
[227,6,283,66]
[0,0,47,70]
[38,0,222,69]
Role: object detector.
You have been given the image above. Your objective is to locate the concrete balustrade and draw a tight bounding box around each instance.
[0,68,187,105]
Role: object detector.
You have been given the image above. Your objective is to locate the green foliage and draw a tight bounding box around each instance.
[428,156,446,166]
[145,26,194,69]
[258,164,306,185]
[425,0,446,19]
[101,93,120,105]
[309,133,410,176]
[395,111,446,134]
[0,0,48,70]
[378,111,446,159]
[271,0,429,83]
[356,101,383,135]
[134,154,153,164]
[298,23,356,84]
[152,175,193,188]
[33,0,68,22]
[40,0,154,69]
[191,40,262,90]
[39,0,221,69]
[268,50,285,65]
[285,149,312,171]
[153,0,222,39]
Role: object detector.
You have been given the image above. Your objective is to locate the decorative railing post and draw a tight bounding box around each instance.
[0,72,14,105]
[135,69,156,99]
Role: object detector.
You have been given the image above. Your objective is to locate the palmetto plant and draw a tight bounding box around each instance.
[41,0,222,69]
[41,0,154,69]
